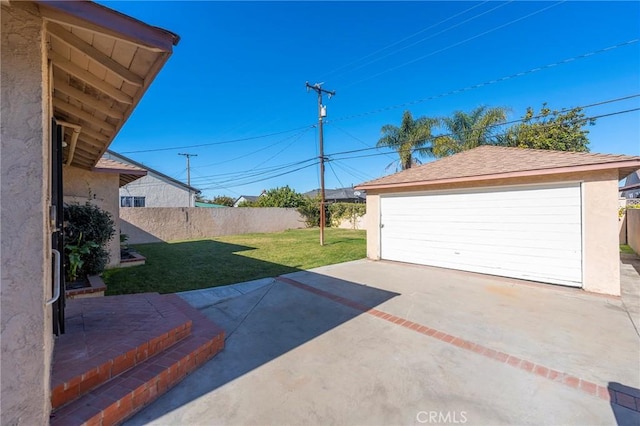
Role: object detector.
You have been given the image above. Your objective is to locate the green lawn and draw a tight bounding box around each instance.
[103,228,366,295]
[620,244,637,255]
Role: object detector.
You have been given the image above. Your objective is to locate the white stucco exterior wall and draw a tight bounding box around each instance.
[581,170,621,295]
[119,173,196,207]
[1,3,52,424]
[63,166,121,268]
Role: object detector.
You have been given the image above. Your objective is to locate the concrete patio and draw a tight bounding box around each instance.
[126,258,640,425]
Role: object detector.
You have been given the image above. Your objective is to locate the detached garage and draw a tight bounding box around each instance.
[357,146,640,296]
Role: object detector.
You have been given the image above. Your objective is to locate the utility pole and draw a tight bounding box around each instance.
[178,153,197,207]
[306,82,335,246]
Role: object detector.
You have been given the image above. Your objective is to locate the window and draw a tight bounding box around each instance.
[121,196,145,207]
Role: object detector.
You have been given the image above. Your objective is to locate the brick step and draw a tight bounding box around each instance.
[51,293,193,410]
[50,294,225,426]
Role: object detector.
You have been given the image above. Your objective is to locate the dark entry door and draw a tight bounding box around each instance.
[51,119,65,335]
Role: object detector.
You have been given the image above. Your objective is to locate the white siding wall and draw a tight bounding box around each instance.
[120,173,195,207]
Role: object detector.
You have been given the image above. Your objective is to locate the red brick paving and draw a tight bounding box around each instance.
[276,276,640,413]
[50,294,225,426]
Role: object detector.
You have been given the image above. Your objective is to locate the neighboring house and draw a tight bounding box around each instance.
[104,150,201,207]
[1,1,178,424]
[304,186,366,203]
[620,170,640,199]
[357,146,640,297]
[234,194,260,207]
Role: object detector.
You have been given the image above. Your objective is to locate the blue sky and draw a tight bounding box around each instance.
[103,1,640,199]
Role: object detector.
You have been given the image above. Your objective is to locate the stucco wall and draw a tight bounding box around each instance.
[337,213,367,230]
[581,170,620,295]
[1,3,52,424]
[63,166,121,268]
[364,170,622,296]
[119,174,196,207]
[120,207,305,244]
[627,209,640,255]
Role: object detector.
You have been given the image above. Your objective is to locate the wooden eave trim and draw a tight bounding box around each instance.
[47,22,143,86]
[356,160,640,191]
[37,1,179,52]
[49,51,133,104]
[53,98,117,133]
[54,77,124,119]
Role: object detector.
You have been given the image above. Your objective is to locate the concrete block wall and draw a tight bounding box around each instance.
[120,207,305,244]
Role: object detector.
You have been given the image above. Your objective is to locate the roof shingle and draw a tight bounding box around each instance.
[357,146,640,190]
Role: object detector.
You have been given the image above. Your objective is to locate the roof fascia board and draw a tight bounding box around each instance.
[36,0,179,52]
[357,160,640,191]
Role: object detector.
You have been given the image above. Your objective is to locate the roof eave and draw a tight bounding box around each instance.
[356,160,640,191]
[36,0,179,52]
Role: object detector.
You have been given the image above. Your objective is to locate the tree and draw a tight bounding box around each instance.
[502,104,594,152]
[210,195,235,207]
[432,105,508,157]
[376,110,438,170]
[255,186,304,208]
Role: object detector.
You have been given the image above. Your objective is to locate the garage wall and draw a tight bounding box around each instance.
[364,169,621,295]
[582,170,620,295]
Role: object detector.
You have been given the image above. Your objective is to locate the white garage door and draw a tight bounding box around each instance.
[380,184,583,287]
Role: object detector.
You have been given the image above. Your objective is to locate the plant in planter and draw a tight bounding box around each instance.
[65,233,99,287]
[63,202,115,288]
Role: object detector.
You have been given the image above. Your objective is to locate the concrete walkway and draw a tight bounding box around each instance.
[126,259,640,425]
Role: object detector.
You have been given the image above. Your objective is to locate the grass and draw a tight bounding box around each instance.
[103,228,366,295]
[620,244,637,255]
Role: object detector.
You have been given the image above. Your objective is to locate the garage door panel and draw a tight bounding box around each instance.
[383,237,582,263]
[380,184,583,286]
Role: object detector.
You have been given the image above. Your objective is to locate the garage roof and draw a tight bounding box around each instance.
[357,146,640,190]
[35,0,179,170]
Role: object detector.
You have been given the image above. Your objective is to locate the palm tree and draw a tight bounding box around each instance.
[376,110,438,170]
[432,106,508,157]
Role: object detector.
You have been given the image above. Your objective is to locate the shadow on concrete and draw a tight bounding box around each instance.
[621,252,640,276]
[609,382,640,425]
[124,264,398,424]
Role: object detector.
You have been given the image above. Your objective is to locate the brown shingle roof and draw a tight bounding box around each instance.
[94,157,147,187]
[357,146,640,190]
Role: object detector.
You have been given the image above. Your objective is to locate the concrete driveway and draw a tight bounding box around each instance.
[127,259,640,425]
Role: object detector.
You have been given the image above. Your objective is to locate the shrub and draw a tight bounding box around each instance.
[63,203,115,280]
[329,203,366,228]
[297,196,324,227]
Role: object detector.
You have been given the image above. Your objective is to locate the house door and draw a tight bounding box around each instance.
[51,119,65,335]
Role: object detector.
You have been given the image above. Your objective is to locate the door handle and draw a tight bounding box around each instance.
[46,249,61,306]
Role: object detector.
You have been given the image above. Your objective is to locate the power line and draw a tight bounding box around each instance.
[331,39,639,123]
[140,99,639,192]
[343,1,567,89]
[334,1,513,79]
[119,125,314,154]
[328,107,640,163]
[320,1,494,79]
[191,127,313,170]
[198,161,319,191]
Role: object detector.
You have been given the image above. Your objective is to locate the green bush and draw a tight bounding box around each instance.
[63,203,115,280]
[329,203,366,227]
[297,196,327,227]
